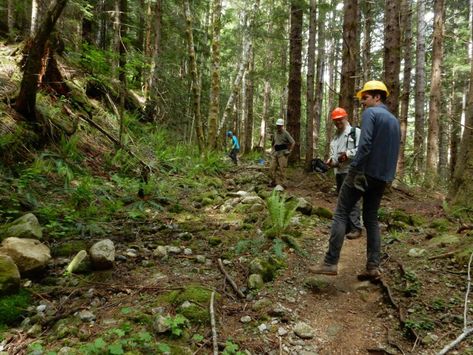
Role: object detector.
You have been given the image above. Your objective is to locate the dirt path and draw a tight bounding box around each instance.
[282,169,411,354]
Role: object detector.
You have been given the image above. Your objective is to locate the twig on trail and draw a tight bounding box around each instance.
[217,258,245,299]
[383,325,406,355]
[279,336,283,355]
[458,224,473,233]
[210,291,218,355]
[411,336,420,353]
[437,252,473,355]
[428,251,456,260]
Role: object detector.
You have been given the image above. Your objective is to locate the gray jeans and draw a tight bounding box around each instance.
[336,173,362,233]
[325,171,386,268]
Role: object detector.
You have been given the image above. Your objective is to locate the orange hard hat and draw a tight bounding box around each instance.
[331,107,348,120]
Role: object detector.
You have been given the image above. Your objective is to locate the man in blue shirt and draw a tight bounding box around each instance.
[311,81,400,281]
[227,131,240,165]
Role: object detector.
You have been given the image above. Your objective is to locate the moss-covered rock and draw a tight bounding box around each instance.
[248,274,264,290]
[313,207,333,219]
[249,256,284,282]
[208,236,222,246]
[0,288,31,325]
[51,240,89,257]
[0,213,42,241]
[0,254,20,295]
[178,302,209,324]
[429,234,460,247]
[159,285,220,308]
[304,277,330,292]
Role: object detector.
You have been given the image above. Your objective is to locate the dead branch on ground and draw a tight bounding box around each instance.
[217,258,245,299]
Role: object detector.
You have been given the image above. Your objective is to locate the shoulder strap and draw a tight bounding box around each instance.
[347,126,358,149]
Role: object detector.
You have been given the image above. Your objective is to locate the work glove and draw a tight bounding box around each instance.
[284,149,291,156]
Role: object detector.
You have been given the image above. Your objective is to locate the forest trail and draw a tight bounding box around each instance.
[281,168,413,354]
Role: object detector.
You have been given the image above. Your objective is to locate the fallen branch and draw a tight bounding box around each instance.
[217,258,245,299]
[437,252,473,355]
[210,291,218,355]
[428,251,456,260]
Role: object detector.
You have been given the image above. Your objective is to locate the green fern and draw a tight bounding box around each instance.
[265,191,298,238]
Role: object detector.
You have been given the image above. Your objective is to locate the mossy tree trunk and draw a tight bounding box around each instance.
[14,0,69,124]
[207,0,222,150]
[305,0,316,169]
[184,0,205,152]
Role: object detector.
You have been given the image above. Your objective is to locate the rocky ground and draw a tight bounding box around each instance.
[1,162,473,354]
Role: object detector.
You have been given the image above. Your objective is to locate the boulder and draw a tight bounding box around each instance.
[296,198,313,216]
[0,213,42,241]
[294,321,315,339]
[248,274,264,290]
[241,195,264,205]
[0,254,21,295]
[89,239,115,270]
[0,238,51,274]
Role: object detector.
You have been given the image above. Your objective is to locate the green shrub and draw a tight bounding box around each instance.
[0,289,31,325]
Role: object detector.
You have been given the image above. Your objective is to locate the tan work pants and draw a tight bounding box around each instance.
[270,152,288,186]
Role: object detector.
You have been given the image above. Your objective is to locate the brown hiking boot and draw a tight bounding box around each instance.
[357,267,381,282]
[308,263,338,276]
[345,229,362,240]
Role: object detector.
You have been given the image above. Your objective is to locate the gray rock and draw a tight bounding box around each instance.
[0,238,51,274]
[249,204,265,212]
[0,213,42,241]
[154,246,168,259]
[269,303,291,318]
[248,274,264,290]
[167,246,182,254]
[78,310,96,322]
[278,327,288,336]
[240,315,252,323]
[126,250,138,258]
[58,347,77,355]
[183,248,193,255]
[26,323,42,336]
[36,304,47,313]
[258,323,268,332]
[408,248,426,257]
[89,239,115,270]
[153,314,170,333]
[0,254,20,295]
[296,198,313,216]
[195,255,206,264]
[274,185,285,192]
[177,232,193,241]
[241,195,263,205]
[294,322,315,339]
[252,298,272,311]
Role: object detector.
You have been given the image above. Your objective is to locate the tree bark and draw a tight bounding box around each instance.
[118,0,127,145]
[305,0,317,168]
[7,0,15,39]
[384,0,401,117]
[207,0,222,149]
[413,0,426,179]
[287,1,303,163]
[259,80,271,149]
[397,0,413,179]
[14,0,69,123]
[425,0,444,186]
[361,1,372,83]
[314,2,326,150]
[450,80,463,178]
[144,0,162,122]
[184,0,205,151]
[339,0,358,118]
[244,48,254,153]
[30,0,39,35]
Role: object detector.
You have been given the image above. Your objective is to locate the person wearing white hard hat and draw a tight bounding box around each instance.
[269,118,295,187]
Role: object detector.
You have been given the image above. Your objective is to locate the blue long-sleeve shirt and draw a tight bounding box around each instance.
[350,104,400,182]
[231,135,240,150]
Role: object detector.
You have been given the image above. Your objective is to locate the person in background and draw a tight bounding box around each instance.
[311,80,400,281]
[227,131,240,165]
[269,118,295,188]
[327,107,362,240]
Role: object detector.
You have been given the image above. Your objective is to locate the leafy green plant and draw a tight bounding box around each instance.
[402,270,421,297]
[164,314,188,337]
[0,289,31,325]
[222,339,246,355]
[265,191,298,239]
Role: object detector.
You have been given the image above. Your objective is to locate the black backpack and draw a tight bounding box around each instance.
[311,158,329,173]
[347,126,359,149]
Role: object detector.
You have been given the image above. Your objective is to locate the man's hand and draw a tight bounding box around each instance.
[338,152,348,163]
[326,158,334,167]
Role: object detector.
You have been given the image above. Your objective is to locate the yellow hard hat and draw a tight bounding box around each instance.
[356,80,390,100]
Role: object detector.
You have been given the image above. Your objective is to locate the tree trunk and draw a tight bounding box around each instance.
[259,80,271,149]
[144,0,162,122]
[118,0,127,145]
[305,0,317,168]
[397,0,413,179]
[287,1,303,163]
[30,0,39,35]
[361,1,372,83]
[339,0,358,117]
[7,0,15,39]
[184,0,204,151]
[14,0,69,123]
[413,0,426,179]
[207,0,222,149]
[244,48,254,153]
[450,80,463,178]
[384,0,401,116]
[449,21,473,204]
[314,2,326,150]
[97,0,107,49]
[425,0,444,187]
